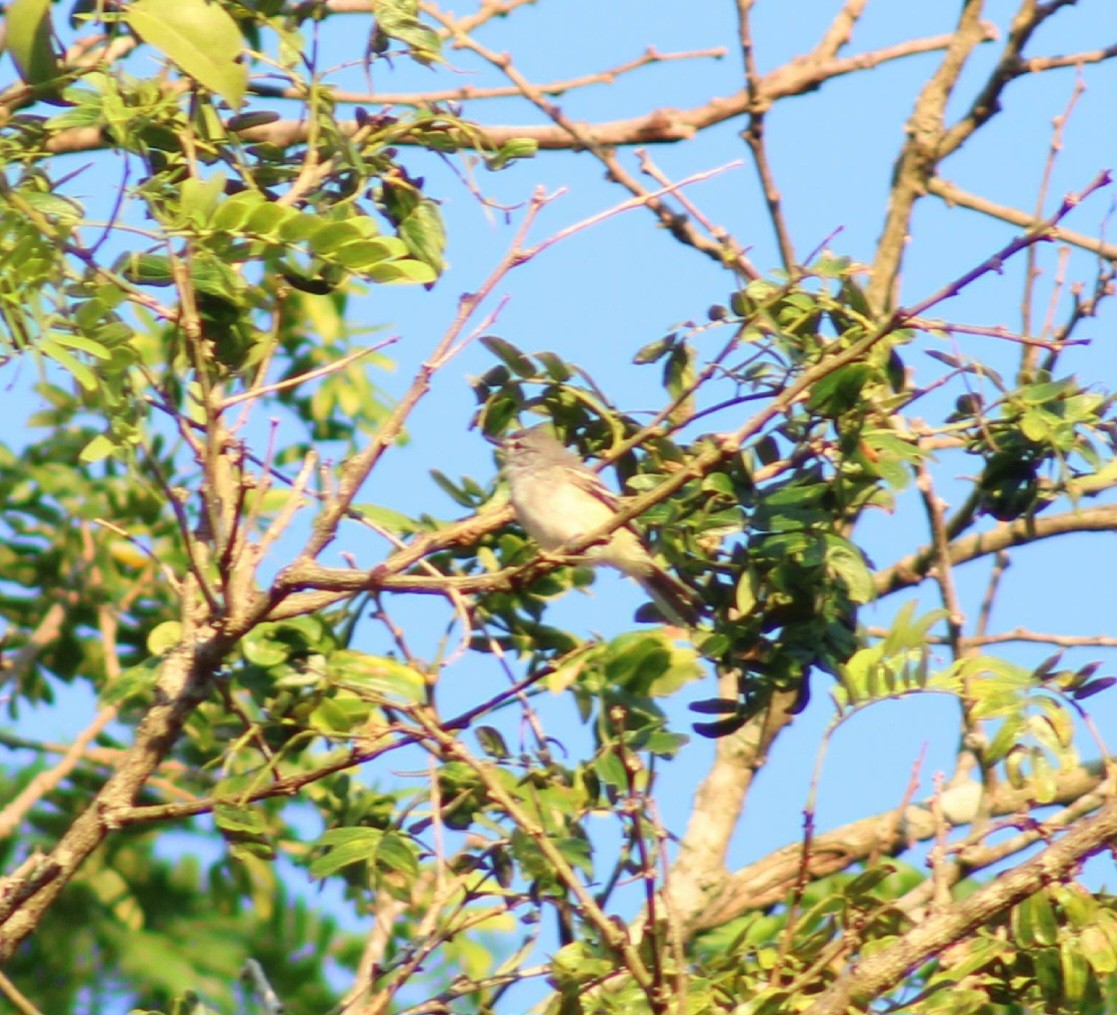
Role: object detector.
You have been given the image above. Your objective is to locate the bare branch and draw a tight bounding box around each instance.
[252,45,729,106]
[805,798,1117,1015]
[1018,42,1117,72]
[0,706,119,841]
[867,0,990,310]
[875,503,1117,598]
[927,176,1117,260]
[694,761,1110,933]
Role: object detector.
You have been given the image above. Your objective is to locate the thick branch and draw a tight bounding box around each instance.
[665,688,801,935]
[805,796,1117,1014]
[867,0,989,310]
[693,760,1108,934]
[0,635,221,962]
[39,29,995,157]
[874,503,1117,598]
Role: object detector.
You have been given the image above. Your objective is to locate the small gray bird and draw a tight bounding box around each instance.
[500,425,703,627]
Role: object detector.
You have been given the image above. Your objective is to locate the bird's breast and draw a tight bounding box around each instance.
[510,480,614,549]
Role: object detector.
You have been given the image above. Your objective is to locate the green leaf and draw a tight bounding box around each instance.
[1081,924,1117,975]
[310,827,418,881]
[374,0,441,64]
[125,0,248,109]
[1060,938,1090,1002]
[147,620,183,655]
[309,827,382,878]
[398,198,446,274]
[985,715,1024,765]
[825,536,874,604]
[702,471,736,498]
[79,433,118,463]
[329,650,426,703]
[592,750,626,790]
[632,336,674,365]
[353,503,420,534]
[241,631,291,667]
[475,725,510,759]
[22,190,84,227]
[244,201,294,239]
[178,172,227,226]
[211,190,266,233]
[308,695,373,734]
[808,362,876,416]
[1016,890,1059,947]
[486,136,539,170]
[330,240,404,270]
[278,213,323,244]
[366,259,437,285]
[214,804,268,835]
[372,831,420,879]
[430,469,477,507]
[308,221,364,255]
[39,336,99,391]
[117,252,175,286]
[536,351,572,381]
[49,332,110,360]
[7,0,60,88]
[481,336,535,377]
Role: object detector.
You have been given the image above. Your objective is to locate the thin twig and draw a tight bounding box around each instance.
[915,463,966,658]
[0,706,119,839]
[1021,71,1086,378]
[252,45,728,106]
[927,177,1117,261]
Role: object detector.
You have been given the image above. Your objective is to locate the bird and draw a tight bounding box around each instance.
[500,425,703,627]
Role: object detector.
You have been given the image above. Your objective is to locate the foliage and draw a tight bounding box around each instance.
[0,2,1115,1015]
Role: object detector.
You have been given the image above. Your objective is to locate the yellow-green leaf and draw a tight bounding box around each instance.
[147,621,183,656]
[125,0,248,109]
[7,0,60,88]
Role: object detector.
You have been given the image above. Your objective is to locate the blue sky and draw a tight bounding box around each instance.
[320,0,1117,863]
[6,0,1117,996]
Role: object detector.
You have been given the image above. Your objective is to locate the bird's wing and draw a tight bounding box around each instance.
[569,465,621,511]
[569,465,651,541]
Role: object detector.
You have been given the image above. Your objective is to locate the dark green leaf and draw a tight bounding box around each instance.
[693,713,747,738]
[226,110,281,132]
[117,252,175,286]
[475,725,510,759]
[688,697,741,715]
[214,804,269,835]
[481,336,535,377]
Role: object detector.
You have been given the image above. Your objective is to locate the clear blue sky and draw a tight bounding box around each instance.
[319,0,1117,864]
[7,0,1117,986]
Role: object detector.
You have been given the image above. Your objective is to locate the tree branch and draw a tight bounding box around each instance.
[867,0,990,309]
[693,760,1109,933]
[804,797,1117,1014]
[927,176,1117,261]
[0,634,218,960]
[874,503,1117,598]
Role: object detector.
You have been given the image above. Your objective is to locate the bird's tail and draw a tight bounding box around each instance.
[636,569,705,628]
